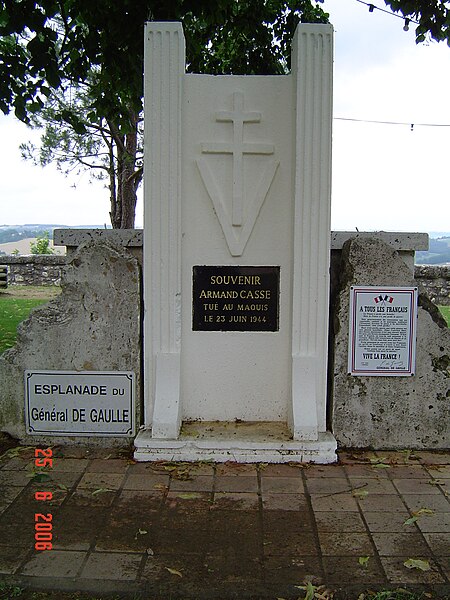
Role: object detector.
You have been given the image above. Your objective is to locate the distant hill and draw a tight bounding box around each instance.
[416,236,450,265]
[0,225,110,254]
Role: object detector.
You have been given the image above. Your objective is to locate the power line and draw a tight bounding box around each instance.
[335,117,450,131]
[355,0,419,30]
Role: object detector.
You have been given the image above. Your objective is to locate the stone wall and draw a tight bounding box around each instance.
[415,265,450,306]
[0,255,66,286]
[0,242,141,447]
[1,230,448,450]
[331,237,449,450]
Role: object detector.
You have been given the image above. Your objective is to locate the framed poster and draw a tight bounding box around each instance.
[348,287,418,376]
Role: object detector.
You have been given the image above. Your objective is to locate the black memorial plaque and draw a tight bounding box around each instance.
[193,265,280,332]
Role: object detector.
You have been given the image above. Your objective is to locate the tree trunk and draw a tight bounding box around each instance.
[109,114,141,229]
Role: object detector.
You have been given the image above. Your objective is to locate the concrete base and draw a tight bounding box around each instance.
[134,421,337,463]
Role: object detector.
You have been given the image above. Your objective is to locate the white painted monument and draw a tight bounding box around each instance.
[134,21,337,462]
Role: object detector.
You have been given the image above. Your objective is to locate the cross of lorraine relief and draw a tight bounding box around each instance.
[196,91,279,256]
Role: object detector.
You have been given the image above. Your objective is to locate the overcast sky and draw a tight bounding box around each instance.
[0,0,449,233]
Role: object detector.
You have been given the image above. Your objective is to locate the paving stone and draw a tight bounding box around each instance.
[263,530,318,556]
[0,457,30,471]
[394,478,443,494]
[170,475,214,492]
[304,465,346,478]
[122,473,169,491]
[260,476,304,494]
[0,507,36,546]
[1,450,449,595]
[262,493,307,511]
[363,511,414,532]
[349,477,397,494]
[372,532,432,556]
[423,532,450,555]
[20,550,86,577]
[262,555,324,584]
[51,458,89,473]
[263,509,314,532]
[426,465,450,479]
[52,506,108,550]
[77,472,125,490]
[215,463,257,477]
[203,550,263,585]
[86,458,130,473]
[0,544,31,574]
[0,485,24,506]
[117,489,165,511]
[65,487,117,507]
[435,556,450,580]
[416,452,450,465]
[318,532,374,556]
[322,556,386,584]
[380,556,446,584]
[127,462,169,475]
[304,477,350,495]
[344,464,389,479]
[402,493,450,513]
[80,551,142,580]
[95,512,159,553]
[357,494,408,512]
[164,491,212,514]
[212,492,259,510]
[386,465,431,478]
[310,494,359,512]
[259,464,304,477]
[215,475,258,492]
[415,512,450,533]
[0,470,31,486]
[338,450,377,464]
[314,511,366,532]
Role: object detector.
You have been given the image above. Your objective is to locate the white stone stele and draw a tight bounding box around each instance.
[137,22,336,463]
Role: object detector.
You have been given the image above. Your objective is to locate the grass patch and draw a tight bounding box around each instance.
[438,305,450,327]
[0,287,59,354]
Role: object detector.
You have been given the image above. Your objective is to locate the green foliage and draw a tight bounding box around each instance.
[439,305,450,327]
[385,0,450,45]
[0,296,48,353]
[0,0,329,126]
[1,0,329,227]
[30,231,54,254]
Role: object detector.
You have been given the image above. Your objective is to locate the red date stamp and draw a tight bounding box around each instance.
[34,448,53,551]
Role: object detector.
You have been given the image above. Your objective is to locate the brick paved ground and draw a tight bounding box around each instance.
[0,447,449,598]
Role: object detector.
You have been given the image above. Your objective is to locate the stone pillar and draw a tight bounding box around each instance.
[143,23,185,438]
[290,25,333,440]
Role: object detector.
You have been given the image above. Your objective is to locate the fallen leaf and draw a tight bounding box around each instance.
[428,479,446,486]
[91,488,113,495]
[358,556,370,568]
[146,548,154,556]
[176,492,203,500]
[352,489,369,499]
[134,528,148,540]
[294,582,316,600]
[372,463,391,469]
[165,567,183,577]
[153,483,168,491]
[404,507,434,525]
[403,558,431,571]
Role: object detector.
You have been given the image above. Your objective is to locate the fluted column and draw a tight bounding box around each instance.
[290,24,333,440]
[143,23,185,437]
